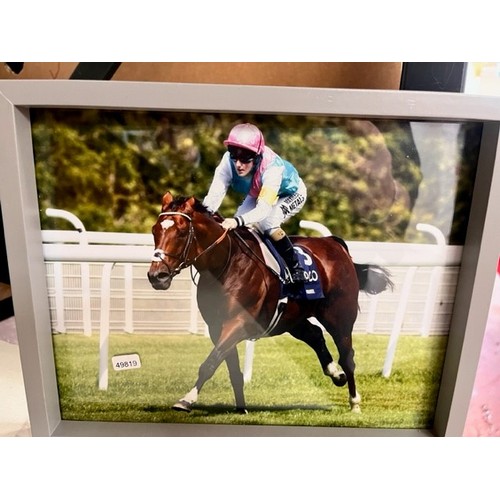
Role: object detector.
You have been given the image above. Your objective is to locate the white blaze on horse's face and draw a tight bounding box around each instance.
[152,219,175,262]
[161,219,175,230]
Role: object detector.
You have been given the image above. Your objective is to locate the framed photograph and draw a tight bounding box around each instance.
[1,81,499,436]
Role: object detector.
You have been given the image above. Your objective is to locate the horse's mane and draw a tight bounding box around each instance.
[169,195,224,223]
[168,195,204,212]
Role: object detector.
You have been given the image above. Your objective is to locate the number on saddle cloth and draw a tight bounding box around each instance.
[261,235,325,300]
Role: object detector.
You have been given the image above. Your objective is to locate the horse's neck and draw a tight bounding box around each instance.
[195,214,224,246]
[192,214,229,272]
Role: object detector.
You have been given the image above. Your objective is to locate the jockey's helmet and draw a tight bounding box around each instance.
[223,123,265,155]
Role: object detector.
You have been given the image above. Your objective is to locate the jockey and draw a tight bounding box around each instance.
[203,123,307,283]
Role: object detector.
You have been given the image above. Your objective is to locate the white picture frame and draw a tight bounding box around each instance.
[1,80,499,436]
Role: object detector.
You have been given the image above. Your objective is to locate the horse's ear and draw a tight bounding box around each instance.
[185,197,196,212]
[161,192,173,211]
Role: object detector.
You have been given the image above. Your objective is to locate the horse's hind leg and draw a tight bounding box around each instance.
[288,319,347,388]
[319,316,361,413]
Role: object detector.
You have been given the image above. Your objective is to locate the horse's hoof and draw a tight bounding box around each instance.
[236,407,248,415]
[349,392,361,413]
[172,400,192,412]
[332,374,347,387]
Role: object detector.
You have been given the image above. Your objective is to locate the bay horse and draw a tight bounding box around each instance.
[147,192,392,414]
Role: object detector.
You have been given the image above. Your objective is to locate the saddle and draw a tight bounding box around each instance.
[251,230,325,301]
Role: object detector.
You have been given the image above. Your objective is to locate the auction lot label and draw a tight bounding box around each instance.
[112,353,142,371]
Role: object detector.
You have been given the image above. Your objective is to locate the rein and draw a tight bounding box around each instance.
[198,226,230,260]
[152,210,284,286]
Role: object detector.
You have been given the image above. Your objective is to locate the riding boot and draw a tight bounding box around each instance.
[272,234,307,284]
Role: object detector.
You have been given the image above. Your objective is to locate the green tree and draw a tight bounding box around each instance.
[31,109,479,244]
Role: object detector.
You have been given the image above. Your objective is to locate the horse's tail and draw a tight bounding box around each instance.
[328,235,393,294]
[354,263,393,295]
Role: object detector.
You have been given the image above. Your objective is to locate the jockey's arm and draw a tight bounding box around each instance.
[203,156,232,213]
[235,165,282,226]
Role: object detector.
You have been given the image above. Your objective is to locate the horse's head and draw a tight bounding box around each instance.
[147,192,197,290]
[147,192,225,290]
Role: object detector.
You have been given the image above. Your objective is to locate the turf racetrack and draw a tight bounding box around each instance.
[53,332,447,429]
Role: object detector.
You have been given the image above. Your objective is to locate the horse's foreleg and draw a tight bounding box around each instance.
[173,297,261,413]
[172,323,249,413]
[172,345,226,412]
[225,348,246,413]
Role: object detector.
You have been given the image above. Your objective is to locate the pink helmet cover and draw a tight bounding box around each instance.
[223,123,265,155]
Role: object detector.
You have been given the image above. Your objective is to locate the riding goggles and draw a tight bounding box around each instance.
[228,146,256,163]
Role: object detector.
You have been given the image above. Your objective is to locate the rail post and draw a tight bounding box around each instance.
[417,223,446,337]
[46,208,92,336]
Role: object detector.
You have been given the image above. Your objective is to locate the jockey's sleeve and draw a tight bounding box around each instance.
[238,165,283,225]
[238,197,273,225]
[259,164,283,204]
[203,157,232,212]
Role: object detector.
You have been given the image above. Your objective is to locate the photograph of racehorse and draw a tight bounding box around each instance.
[29,108,481,429]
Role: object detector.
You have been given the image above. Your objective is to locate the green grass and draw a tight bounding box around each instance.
[52,332,447,429]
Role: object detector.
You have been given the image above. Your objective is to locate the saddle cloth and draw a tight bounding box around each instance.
[251,230,324,301]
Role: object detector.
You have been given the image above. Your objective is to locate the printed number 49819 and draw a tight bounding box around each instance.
[111,353,141,371]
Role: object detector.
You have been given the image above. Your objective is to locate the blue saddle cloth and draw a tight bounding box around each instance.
[263,238,325,301]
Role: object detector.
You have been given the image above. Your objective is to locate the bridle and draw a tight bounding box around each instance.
[151,211,229,281]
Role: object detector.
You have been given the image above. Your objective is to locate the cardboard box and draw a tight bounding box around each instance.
[1,62,402,89]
